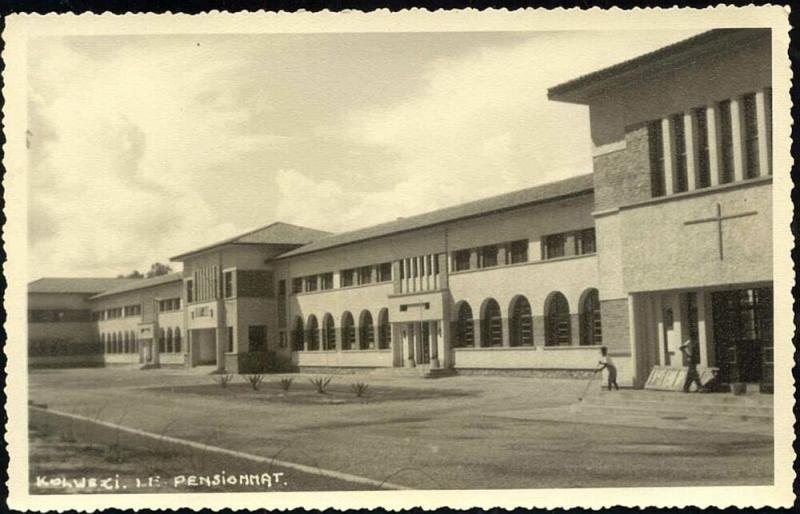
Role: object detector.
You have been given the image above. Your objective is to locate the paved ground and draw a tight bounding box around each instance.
[28,368,774,490]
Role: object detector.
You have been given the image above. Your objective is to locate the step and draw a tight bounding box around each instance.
[583,396,773,415]
[577,403,773,424]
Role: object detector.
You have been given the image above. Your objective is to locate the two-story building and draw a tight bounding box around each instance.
[27,29,774,392]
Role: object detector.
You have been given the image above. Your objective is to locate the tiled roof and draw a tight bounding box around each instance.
[89,272,183,300]
[548,29,768,104]
[28,277,142,295]
[277,173,594,259]
[171,222,332,260]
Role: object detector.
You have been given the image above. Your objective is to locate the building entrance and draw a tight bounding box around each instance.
[711,287,773,393]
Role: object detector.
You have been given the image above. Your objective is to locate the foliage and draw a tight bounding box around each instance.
[309,376,332,394]
[351,382,369,398]
[245,374,265,390]
[279,377,293,391]
[214,374,234,388]
[146,262,173,278]
[117,270,144,279]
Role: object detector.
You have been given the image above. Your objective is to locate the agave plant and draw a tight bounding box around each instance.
[351,382,369,398]
[309,376,333,394]
[245,374,265,390]
[279,377,293,391]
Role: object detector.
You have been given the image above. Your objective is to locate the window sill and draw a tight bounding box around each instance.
[543,345,603,351]
[449,253,596,277]
[453,346,538,351]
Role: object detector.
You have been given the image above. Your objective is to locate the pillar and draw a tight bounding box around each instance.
[655,295,667,366]
[405,323,416,367]
[440,316,452,368]
[755,89,771,177]
[497,245,507,266]
[569,313,581,346]
[437,253,449,289]
[706,105,721,187]
[472,318,483,348]
[661,117,675,195]
[392,261,402,294]
[469,249,478,270]
[684,112,697,191]
[730,96,745,182]
[696,290,710,367]
[430,322,441,368]
[215,297,227,372]
[628,293,641,388]
[501,317,511,347]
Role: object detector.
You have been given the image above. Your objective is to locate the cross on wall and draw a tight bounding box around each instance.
[684,203,758,260]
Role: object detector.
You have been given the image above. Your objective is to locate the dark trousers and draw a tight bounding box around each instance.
[607,366,619,390]
[683,365,703,392]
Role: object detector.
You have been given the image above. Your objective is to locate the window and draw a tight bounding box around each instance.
[576,228,596,255]
[580,289,602,346]
[186,280,194,303]
[227,326,234,353]
[359,311,375,349]
[453,250,471,272]
[454,302,474,348]
[479,245,498,268]
[174,328,182,353]
[341,312,355,350]
[648,120,666,197]
[341,269,355,287]
[320,273,334,290]
[718,99,735,184]
[378,309,391,349]
[377,262,392,282]
[545,292,571,346]
[107,308,123,320]
[510,297,533,347]
[159,298,181,312]
[670,114,688,193]
[292,278,303,294]
[323,314,336,350]
[481,299,503,347]
[292,317,304,351]
[166,328,173,353]
[223,270,234,298]
[249,325,267,352]
[306,316,320,351]
[543,233,566,260]
[158,328,165,353]
[278,279,286,296]
[305,275,318,293]
[509,240,528,264]
[357,266,373,285]
[742,93,760,179]
[694,107,711,188]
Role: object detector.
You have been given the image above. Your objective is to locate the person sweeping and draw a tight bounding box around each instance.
[594,346,619,391]
[680,339,704,393]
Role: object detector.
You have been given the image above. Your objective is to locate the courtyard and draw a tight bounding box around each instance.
[27,367,774,491]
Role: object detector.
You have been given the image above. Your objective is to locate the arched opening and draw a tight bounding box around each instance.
[158,328,166,353]
[545,292,571,346]
[174,328,182,353]
[454,302,474,348]
[110,333,116,353]
[306,315,320,351]
[481,298,503,347]
[130,331,137,353]
[580,288,602,346]
[292,317,305,351]
[167,328,174,353]
[359,310,375,349]
[341,312,355,350]
[322,314,336,350]
[377,308,391,349]
[510,296,534,347]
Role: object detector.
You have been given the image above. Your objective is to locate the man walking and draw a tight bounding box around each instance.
[680,339,704,393]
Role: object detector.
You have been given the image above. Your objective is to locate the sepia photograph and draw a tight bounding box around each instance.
[3,7,794,511]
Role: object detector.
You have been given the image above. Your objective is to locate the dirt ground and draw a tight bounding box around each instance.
[28,368,774,491]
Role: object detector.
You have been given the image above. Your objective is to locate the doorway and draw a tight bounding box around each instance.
[711,287,773,392]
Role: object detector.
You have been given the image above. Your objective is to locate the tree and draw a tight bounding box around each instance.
[146,262,172,278]
[117,270,144,279]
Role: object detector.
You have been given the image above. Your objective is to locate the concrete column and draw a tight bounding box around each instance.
[703,293,716,366]
[440,316,452,368]
[422,255,429,291]
[730,96,745,182]
[437,253,449,289]
[354,320,362,350]
[392,261,401,294]
[215,297,226,372]
[755,89,770,177]
[335,327,343,351]
[564,233,576,257]
[696,290,710,367]
[706,105,721,187]
[684,112,697,191]
[430,322,441,368]
[402,259,409,293]
[655,295,667,366]
[501,317,511,347]
[405,323,416,367]
[661,117,675,195]
[472,319,483,348]
[498,245,507,266]
[469,249,478,270]
[628,294,642,388]
[532,315,545,347]
[569,313,581,346]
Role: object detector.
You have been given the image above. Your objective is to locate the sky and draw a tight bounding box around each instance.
[27,29,704,279]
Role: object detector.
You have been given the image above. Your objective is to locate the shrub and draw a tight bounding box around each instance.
[309,376,332,394]
[279,377,293,391]
[351,382,369,398]
[245,374,264,390]
[214,374,234,388]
